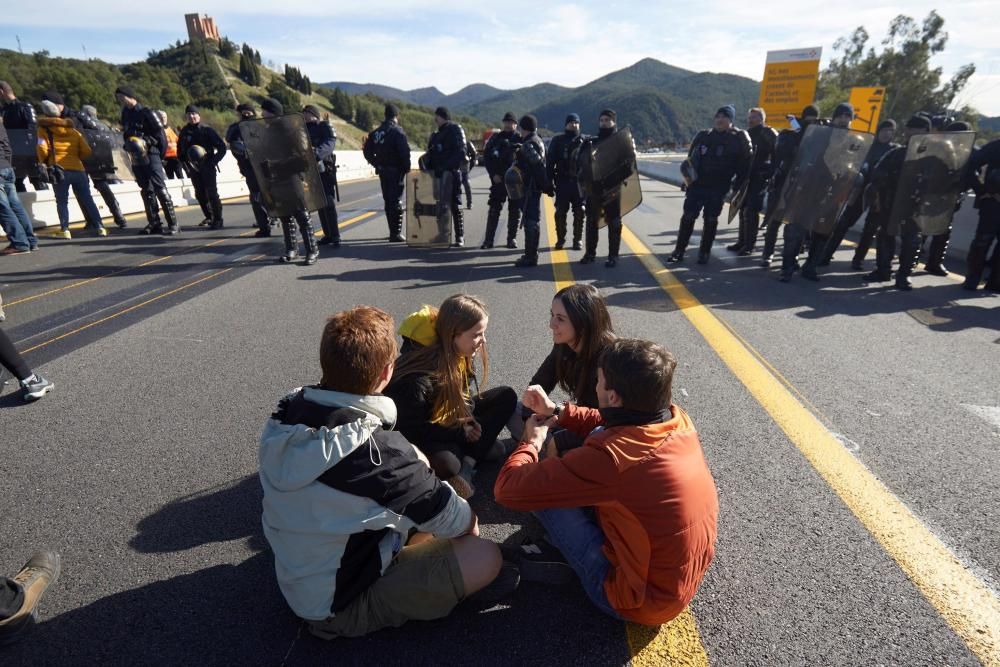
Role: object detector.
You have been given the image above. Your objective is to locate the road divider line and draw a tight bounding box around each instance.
[317,210,377,238]
[542,196,711,667]
[621,224,1000,666]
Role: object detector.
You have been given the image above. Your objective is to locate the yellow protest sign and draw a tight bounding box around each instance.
[758,48,822,130]
[849,87,886,133]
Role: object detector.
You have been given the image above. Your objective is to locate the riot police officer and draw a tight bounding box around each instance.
[867,114,933,290]
[729,107,776,256]
[363,104,411,242]
[481,112,522,249]
[819,119,900,270]
[759,105,819,267]
[177,104,227,229]
[303,104,340,248]
[580,109,626,267]
[116,86,179,235]
[919,119,972,276]
[226,103,272,237]
[425,106,467,247]
[963,138,1000,291]
[546,113,587,250]
[669,105,752,264]
[0,81,45,192]
[511,114,550,267]
[79,104,129,229]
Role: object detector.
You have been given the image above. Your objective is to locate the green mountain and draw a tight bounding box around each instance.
[322,81,447,107]
[462,83,573,125]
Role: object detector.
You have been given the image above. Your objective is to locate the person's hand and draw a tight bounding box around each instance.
[462,418,482,443]
[522,413,558,453]
[522,385,556,416]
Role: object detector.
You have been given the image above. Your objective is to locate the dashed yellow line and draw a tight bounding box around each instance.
[541,196,711,667]
[620,224,1000,666]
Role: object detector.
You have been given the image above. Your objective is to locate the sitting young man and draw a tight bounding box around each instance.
[259,306,503,639]
[494,338,718,625]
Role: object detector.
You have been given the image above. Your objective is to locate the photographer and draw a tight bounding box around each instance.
[36,101,106,238]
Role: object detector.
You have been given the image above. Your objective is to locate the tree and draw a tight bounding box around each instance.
[266,79,301,110]
[817,11,977,123]
[354,105,375,131]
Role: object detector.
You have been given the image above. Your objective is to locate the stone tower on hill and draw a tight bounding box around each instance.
[185,14,220,43]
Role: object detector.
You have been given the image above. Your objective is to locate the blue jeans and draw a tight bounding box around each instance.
[0,166,37,249]
[55,169,104,232]
[534,507,623,620]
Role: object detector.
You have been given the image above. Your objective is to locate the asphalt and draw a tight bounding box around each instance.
[1,170,998,666]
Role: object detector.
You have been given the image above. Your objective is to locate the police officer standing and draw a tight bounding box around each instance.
[425,106,467,247]
[177,104,227,230]
[580,109,626,267]
[546,113,587,250]
[79,104,129,229]
[363,104,411,242]
[226,103,272,237]
[512,114,550,267]
[963,137,1000,291]
[669,105,752,264]
[728,107,776,256]
[481,112,522,249]
[303,104,340,248]
[115,86,179,235]
[0,81,44,192]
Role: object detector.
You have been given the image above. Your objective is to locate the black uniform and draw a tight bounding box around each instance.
[73,110,128,228]
[819,136,899,268]
[547,129,587,249]
[760,126,809,264]
[482,130,522,248]
[225,121,272,235]
[460,139,476,208]
[670,126,752,263]
[1,98,45,191]
[581,127,625,265]
[426,121,467,244]
[868,144,917,287]
[514,131,548,265]
[177,121,227,228]
[121,102,178,233]
[306,119,340,245]
[731,123,777,254]
[962,140,1000,291]
[363,119,411,240]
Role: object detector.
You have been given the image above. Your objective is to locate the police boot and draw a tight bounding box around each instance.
[451,208,465,247]
[923,232,951,276]
[391,203,405,242]
[606,222,622,268]
[554,209,568,250]
[572,203,585,250]
[300,217,319,266]
[669,215,697,263]
[697,217,719,264]
[728,214,746,252]
[515,226,540,267]
[198,198,212,226]
[760,219,780,267]
[159,195,180,235]
[740,210,760,256]
[506,209,520,249]
[481,207,501,249]
[279,219,299,263]
[210,198,224,230]
[580,217,598,264]
[139,194,162,235]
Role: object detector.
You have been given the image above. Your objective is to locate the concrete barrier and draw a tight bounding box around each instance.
[637,155,979,266]
[3,151,377,233]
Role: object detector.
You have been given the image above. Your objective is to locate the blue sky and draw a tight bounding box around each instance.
[5,2,999,115]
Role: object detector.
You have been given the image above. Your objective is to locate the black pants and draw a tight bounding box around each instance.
[279,209,317,257]
[781,226,827,276]
[674,183,727,257]
[134,154,176,228]
[0,578,22,619]
[92,178,126,226]
[822,197,865,263]
[318,170,340,242]
[485,180,521,244]
[191,166,222,222]
[876,217,920,280]
[460,166,472,205]
[421,386,517,480]
[163,157,184,180]
[964,200,1000,289]
[554,178,585,245]
[736,179,767,251]
[379,168,405,237]
[584,193,622,259]
[0,327,31,381]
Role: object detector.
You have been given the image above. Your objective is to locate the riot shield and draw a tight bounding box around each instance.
[887,131,976,236]
[7,128,38,176]
[587,127,643,229]
[727,177,750,223]
[405,170,452,247]
[81,128,117,175]
[775,124,872,235]
[239,114,326,217]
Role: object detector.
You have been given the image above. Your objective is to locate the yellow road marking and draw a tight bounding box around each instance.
[542,196,711,666]
[316,210,377,238]
[620,224,1000,666]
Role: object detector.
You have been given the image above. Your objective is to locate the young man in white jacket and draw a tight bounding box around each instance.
[259,306,504,638]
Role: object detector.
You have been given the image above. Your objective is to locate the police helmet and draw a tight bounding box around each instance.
[123,136,149,166]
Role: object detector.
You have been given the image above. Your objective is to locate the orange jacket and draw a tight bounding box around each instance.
[494,403,718,625]
[36,117,92,172]
[164,126,179,159]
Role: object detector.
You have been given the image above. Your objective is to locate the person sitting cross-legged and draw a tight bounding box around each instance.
[259,306,509,639]
[494,338,719,625]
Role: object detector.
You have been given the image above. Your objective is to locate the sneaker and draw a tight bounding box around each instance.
[303,252,319,266]
[501,538,575,585]
[20,374,54,401]
[446,475,474,500]
[59,230,72,240]
[760,255,772,268]
[467,561,520,603]
[96,228,108,237]
[0,552,61,647]
[115,219,128,229]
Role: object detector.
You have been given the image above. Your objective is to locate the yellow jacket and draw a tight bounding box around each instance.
[36,117,92,172]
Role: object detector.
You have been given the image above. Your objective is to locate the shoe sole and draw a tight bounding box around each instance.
[24,382,55,401]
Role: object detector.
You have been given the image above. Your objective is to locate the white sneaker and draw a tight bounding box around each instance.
[59,230,72,239]
[97,228,108,237]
